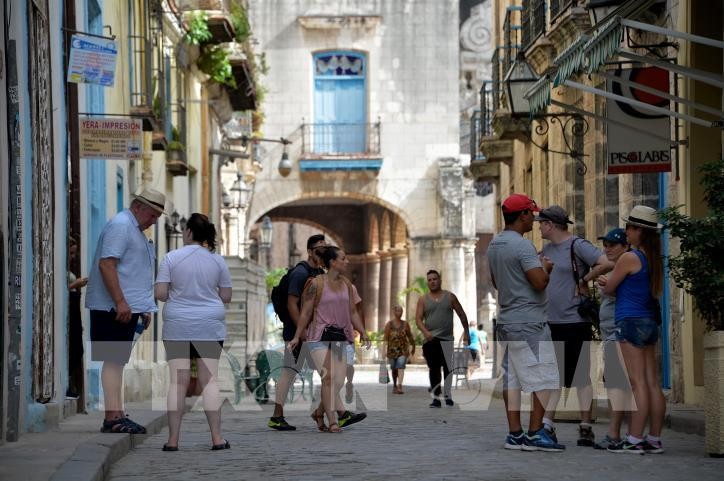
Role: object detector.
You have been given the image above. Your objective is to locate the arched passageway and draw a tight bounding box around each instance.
[251,196,410,333]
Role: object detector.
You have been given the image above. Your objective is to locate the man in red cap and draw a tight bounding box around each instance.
[487,194,564,452]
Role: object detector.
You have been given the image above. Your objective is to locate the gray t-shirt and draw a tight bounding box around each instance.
[488,230,546,325]
[541,236,602,324]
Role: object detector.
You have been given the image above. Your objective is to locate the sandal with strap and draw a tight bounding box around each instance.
[100,418,145,434]
[310,410,328,432]
[328,423,342,433]
[211,440,230,451]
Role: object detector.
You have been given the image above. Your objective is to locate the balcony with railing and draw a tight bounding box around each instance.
[521,0,547,51]
[298,120,382,174]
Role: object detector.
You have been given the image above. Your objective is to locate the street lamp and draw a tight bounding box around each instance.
[165,209,182,250]
[585,0,622,27]
[229,172,252,210]
[504,52,539,117]
[503,52,591,175]
[278,149,292,177]
[260,216,273,268]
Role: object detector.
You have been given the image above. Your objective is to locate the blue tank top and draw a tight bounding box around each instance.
[615,250,654,321]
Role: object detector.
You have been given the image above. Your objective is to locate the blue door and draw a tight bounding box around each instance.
[313,52,366,154]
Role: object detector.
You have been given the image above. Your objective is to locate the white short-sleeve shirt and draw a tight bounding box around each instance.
[85,209,157,313]
[156,245,232,341]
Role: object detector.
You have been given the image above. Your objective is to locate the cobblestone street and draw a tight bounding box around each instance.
[106,368,723,481]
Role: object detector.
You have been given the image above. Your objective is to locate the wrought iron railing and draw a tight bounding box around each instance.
[550,0,577,21]
[491,47,501,112]
[503,7,521,78]
[300,121,381,156]
[469,110,486,162]
[479,81,495,138]
[522,0,547,50]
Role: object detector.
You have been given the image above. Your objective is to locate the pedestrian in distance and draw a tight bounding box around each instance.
[67,237,87,399]
[415,269,470,407]
[592,228,634,451]
[268,234,326,431]
[535,205,614,446]
[598,205,666,454]
[384,305,415,394]
[154,213,232,451]
[288,246,371,433]
[85,188,165,434]
[458,321,484,380]
[487,193,564,452]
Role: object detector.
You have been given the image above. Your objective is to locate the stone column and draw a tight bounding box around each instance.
[378,251,392,331]
[363,253,380,333]
[463,240,478,326]
[389,248,409,315]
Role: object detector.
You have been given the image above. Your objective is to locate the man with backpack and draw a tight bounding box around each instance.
[536,205,613,447]
[268,234,327,431]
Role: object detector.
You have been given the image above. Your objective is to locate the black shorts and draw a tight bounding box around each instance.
[164,340,225,360]
[549,322,592,388]
[90,310,141,364]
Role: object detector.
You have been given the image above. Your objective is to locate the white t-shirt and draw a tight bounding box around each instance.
[156,245,232,341]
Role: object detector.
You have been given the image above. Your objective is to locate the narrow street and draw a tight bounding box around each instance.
[105,367,722,481]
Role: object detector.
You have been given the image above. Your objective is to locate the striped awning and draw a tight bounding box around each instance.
[583,16,624,74]
[552,34,590,87]
[524,75,551,117]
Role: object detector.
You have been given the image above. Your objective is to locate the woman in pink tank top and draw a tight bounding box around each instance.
[289,246,370,433]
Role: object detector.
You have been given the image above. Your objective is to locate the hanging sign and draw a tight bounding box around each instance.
[79,117,143,160]
[606,67,672,174]
[67,34,118,87]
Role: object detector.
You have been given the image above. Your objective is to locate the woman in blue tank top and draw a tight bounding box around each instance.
[597,206,666,454]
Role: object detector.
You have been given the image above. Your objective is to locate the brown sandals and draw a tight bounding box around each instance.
[310,409,328,432]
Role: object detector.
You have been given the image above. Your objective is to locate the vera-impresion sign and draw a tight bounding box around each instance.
[606,67,672,174]
[79,117,143,160]
[67,34,117,87]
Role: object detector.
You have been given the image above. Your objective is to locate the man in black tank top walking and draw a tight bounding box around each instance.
[415,270,470,407]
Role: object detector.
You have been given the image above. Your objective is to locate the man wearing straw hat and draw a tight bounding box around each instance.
[86,188,166,434]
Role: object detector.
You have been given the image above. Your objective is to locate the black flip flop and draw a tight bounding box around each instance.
[211,440,230,451]
[162,444,178,452]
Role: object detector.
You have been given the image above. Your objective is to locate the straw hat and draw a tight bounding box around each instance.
[621,205,662,230]
[132,188,167,214]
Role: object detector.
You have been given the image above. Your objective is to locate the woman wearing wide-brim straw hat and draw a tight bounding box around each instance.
[597,205,666,454]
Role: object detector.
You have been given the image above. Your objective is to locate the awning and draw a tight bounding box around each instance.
[525,75,551,116]
[552,34,590,87]
[525,15,724,126]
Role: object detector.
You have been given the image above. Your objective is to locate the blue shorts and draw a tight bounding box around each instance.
[389,356,407,370]
[615,317,659,347]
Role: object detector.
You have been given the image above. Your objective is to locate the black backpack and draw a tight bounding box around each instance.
[271,261,313,323]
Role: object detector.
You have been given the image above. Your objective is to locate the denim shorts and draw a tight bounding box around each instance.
[389,356,407,370]
[615,317,659,347]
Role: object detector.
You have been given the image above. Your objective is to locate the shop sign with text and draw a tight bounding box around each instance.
[79,117,142,160]
[607,67,671,174]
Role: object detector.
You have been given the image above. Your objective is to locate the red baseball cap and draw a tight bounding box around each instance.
[501,194,539,214]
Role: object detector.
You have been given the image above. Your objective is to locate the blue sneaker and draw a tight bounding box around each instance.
[504,432,526,450]
[522,428,566,452]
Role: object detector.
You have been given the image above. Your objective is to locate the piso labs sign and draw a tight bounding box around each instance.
[606,67,672,174]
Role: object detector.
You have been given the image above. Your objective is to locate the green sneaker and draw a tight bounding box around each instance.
[268,416,296,431]
[338,411,367,428]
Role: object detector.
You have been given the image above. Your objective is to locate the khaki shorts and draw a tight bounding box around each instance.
[496,322,559,393]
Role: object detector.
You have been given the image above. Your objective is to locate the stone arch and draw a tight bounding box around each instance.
[392,215,407,248]
[380,211,391,251]
[264,216,345,248]
[247,189,416,240]
[368,214,379,253]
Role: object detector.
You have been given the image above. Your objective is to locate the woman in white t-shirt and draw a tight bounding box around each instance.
[155,213,232,451]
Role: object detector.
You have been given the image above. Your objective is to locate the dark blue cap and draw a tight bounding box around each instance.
[597,228,627,245]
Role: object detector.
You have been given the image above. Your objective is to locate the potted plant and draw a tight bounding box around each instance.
[166,127,186,163]
[660,157,724,457]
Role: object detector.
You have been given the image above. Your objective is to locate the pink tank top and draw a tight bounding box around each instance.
[306,278,359,342]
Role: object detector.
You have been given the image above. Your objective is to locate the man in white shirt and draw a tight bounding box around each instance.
[86,188,164,434]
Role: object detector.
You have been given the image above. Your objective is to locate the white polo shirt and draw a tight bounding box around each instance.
[85,209,157,313]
